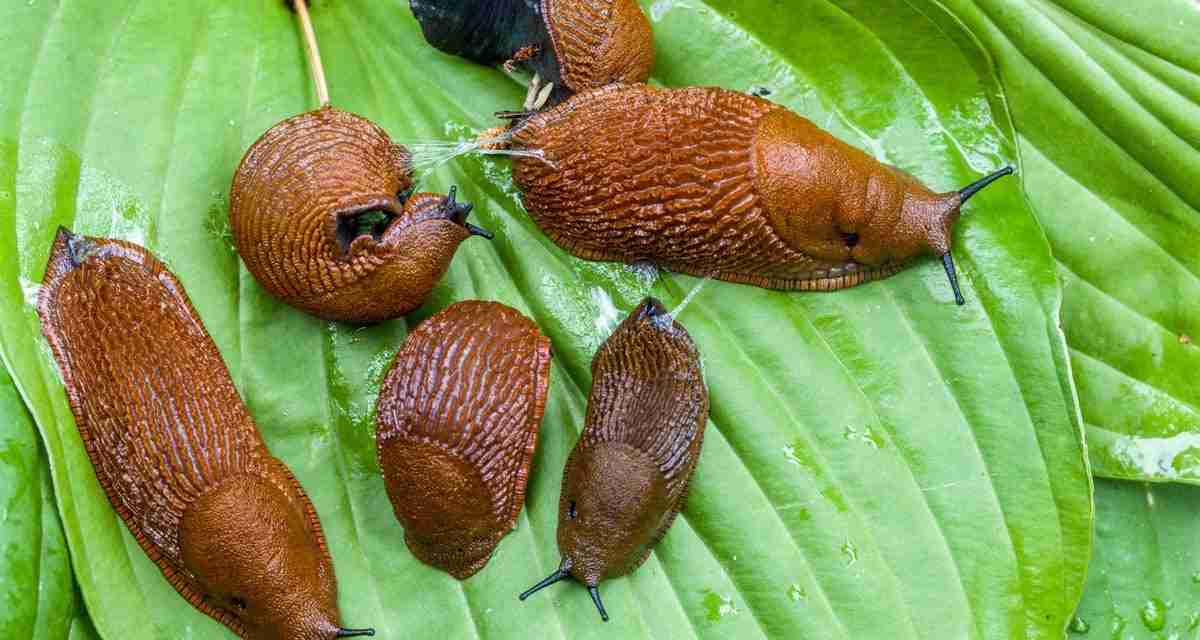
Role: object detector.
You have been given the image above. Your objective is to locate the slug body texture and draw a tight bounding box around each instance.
[231,107,479,323]
[37,230,354,640]
[559,298,707,589]
[376,301,551,578]
[512,84,974,292]
[410,0,653,104]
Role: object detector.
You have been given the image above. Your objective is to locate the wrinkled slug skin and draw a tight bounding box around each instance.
[410,0,653,98]
[37,230,348,640]
[513,84,969,290]
[543,0,654,91]
[231,107,471,323]
[376,301,552,578]
[558,298,707,585]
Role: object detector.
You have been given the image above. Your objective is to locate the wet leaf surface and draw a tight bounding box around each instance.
[0,1,1090,638]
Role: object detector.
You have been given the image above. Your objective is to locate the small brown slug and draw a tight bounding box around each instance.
[410,0,654,108]
[37,229,373,640]
[231,1,491,324]
[519,297,707,621]
[376,300,552,578]
[508,84,1015,305]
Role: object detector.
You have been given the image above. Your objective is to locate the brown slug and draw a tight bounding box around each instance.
[230,107,492,323]
[376,300,552,578]
[232,1,489,324]
[508,84,1015,305]
[519,297,707,621]
[410,0,654,108]
[36,229,373,640]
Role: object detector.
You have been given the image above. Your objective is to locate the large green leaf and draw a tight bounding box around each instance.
[941,0,1200,483]
[0,363,97,640]
[1073,479,1200,638]
[0,1,1090,638]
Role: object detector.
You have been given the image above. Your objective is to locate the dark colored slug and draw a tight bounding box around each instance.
[37,229,373,640]
[410,0,654,108]
[376,300,552,578]
[230,107,491,324]
[519,297,707,621]
[509,84,1015,305]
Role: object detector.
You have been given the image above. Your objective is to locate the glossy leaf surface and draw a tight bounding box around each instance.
[1072,479,1200,638]
[0,1,1090,638]
[943,0,1200,483]
[0,367,96,640]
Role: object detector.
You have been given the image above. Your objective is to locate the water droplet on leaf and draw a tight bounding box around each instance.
[701,589,739,622]
[1140,598,1167,631]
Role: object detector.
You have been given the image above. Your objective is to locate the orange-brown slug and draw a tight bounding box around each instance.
[230,107,491,323]
[410,0,654,108]
[509,84,1014,305]
[37,229,373,640]
[519,297,707,621]
[376,301,552,578]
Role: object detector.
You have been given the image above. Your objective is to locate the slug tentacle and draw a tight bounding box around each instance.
[377,301,551,578]
[510,84,1015,304]
[959,166,1015,203]
[521,297,707,621]
[588,586,609,622]
[942,254,966,306]
[38,229,368,640]
[336,629,376,638]
[518,560,573,601]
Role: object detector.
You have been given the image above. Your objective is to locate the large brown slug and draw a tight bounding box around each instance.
[376,300,552,578]
[519,297,707,621]
[510,84,1015,305]
[37,229,373,640]
[230,107,491,323]
[410,0,654,108]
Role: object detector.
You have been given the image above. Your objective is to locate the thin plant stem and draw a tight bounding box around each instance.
[294,0,330,107]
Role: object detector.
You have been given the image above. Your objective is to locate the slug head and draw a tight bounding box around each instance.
[180,473,359,640]
[314,187,490,322]
[517,442,663,622]
[379,439,503,579]
[871,166,1015,304]
[339,186,489,258]
[557,442,669,587]
[754,107,1013,304]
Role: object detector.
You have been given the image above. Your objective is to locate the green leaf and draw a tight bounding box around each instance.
[1072,480,1200,638]
[0,1,1090,639]
[0,364,94,639]
[939,0,1200,483]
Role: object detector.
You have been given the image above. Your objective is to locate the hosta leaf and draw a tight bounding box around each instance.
[0,364,95,639]
[1072,479,1200,638]
[0,1,1089,639]
[939,0,1200,482]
